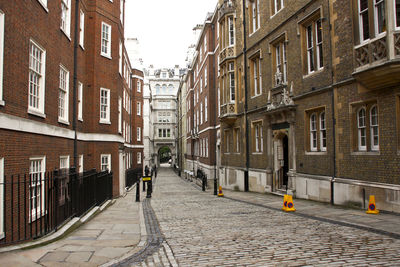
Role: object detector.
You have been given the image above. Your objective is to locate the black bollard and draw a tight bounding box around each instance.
[202,176,206,191]
[146,181,152,198]
[214,178,217,195]
[136,180,140,202]
[143,179,146,192]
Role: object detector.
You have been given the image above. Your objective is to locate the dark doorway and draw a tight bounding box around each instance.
[283,135,289,187]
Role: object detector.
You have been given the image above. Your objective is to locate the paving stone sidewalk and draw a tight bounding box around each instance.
[222,189,400,238]
[0,187,143,267]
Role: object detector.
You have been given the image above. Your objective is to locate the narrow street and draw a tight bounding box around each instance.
[135,166,400,266]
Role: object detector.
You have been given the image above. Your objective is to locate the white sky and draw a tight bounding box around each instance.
[125,0,218,69]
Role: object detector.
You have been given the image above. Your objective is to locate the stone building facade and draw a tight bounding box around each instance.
[0,0,144,243]
[213,0,400,212]
[144,66,181,167]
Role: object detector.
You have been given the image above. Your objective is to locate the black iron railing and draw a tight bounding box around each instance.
[125,168,142,188]
[0,168,112,246]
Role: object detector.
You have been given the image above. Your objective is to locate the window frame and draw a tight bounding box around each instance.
[302,16,324,75]
[78,82,83,121]
[137,101,141,116]
[28,40,46,116]
[310,113,318,151]
[101,154,111,172]
[59,155,70,169]
[60,0,71,38]
[228,62,236,102]
[252,121,263,153]
[58,65,70,124]
[373,0,385,37]
[29,156,46,220]
[370,105,379,151]
[137,127,141,141]
[78,154,83,173]
[271,0,284,17]
[320,112,327,151]
[250,55,262,97]
[358,0,370,43]
[395,0,400,30]
[0,157,4,238]
[250,0,260,33]
[79,10,85,48]
[357,107,367,151]
[137,152,142,164]
[101,22,112,59]
[228,16,235,46]
[0,11,4,106]
[205,96,208,122]
[99,88,111,124]
[137,81,141,92]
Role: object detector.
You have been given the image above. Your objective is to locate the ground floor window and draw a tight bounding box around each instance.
[29,156,46,220]
[101,154,111,171]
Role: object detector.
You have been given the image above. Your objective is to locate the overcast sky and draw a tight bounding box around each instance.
[125,0,218,69]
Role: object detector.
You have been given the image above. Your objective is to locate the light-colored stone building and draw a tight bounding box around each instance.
[144,66,182,168]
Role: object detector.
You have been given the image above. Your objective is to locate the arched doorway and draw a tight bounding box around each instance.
[158,146,172,166]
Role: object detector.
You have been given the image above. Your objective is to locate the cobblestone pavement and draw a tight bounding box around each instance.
[139,167,400,266]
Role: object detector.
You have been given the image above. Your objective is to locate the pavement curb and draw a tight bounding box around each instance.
[0,199,116,254]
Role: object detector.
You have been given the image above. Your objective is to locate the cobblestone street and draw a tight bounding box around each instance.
[142,167,400,266]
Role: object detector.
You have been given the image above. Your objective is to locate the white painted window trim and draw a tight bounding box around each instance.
[306,24,315,74]
[60,0,71,39]
[395,0,400,31]
[101,22,112,59]
[137,127,141,141]
[137,101,141,116]
[120,0,124,25]
[101,154,111,172]
[78,82,83,121]
[320,112,327,152]
[370,105,379,151]
[358,107,367,151]
[118,97,122,133]
[28,39,46,117]
[310,113,318,151]
[374,0,385,37]
[315,20,323,71]
[78,154,83,173]
[0,11,4,106]
[228,16,235,46]
[137,152,141,164]
[0,158,4,239]
[58,65,70,125]
[137,81,141,92]
[29,156,46,221]
[59,155,70,169]
[119,40,122,75]
[359,0,370,44]
[36,0,49,11]
[205,96,208,122]
[100,88,111,124]
[79,10,85,49]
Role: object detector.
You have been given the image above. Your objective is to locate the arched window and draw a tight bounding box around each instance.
[310,113,317,151]
[155,84,160,94]
[162,84,167,93]
[168,84,174,93]
[370,105,379,150]
[358,107,366,151]
[319,112,326,151]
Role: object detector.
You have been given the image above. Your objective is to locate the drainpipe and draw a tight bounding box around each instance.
[72,0,80,168]
[242,0,249,192]
[327,1,335,205]
[211,23,218,195]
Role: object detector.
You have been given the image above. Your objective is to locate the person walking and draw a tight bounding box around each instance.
[144,165,149,176]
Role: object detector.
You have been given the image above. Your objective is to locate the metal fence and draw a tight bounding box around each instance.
[0,168,112,246]
[125,168,142,188]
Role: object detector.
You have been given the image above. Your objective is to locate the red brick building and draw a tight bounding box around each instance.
[0,0,143,242]
[183,9,220,189]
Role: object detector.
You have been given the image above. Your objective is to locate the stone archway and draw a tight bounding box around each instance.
[273,129,289,191]
[158,146,172,166]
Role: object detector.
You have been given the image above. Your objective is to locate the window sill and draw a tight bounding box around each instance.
[305,151,327,155]
[79,44,85,51]
[303,68,324,79]
[99,120,111,125]
[101,53,112,60]
[58,118,70,125]
[249,28,260,37]
[60,28,71,41]
[36,0,49,12]
[78,117,83,122]
[0,100,4,106]
[28,108,46,119]
[251,93,262,99]
[252,152,263,155]
[30,210,47,223]
[351,151,380,156]
[270,8,283,19]
[0,232,4,240]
